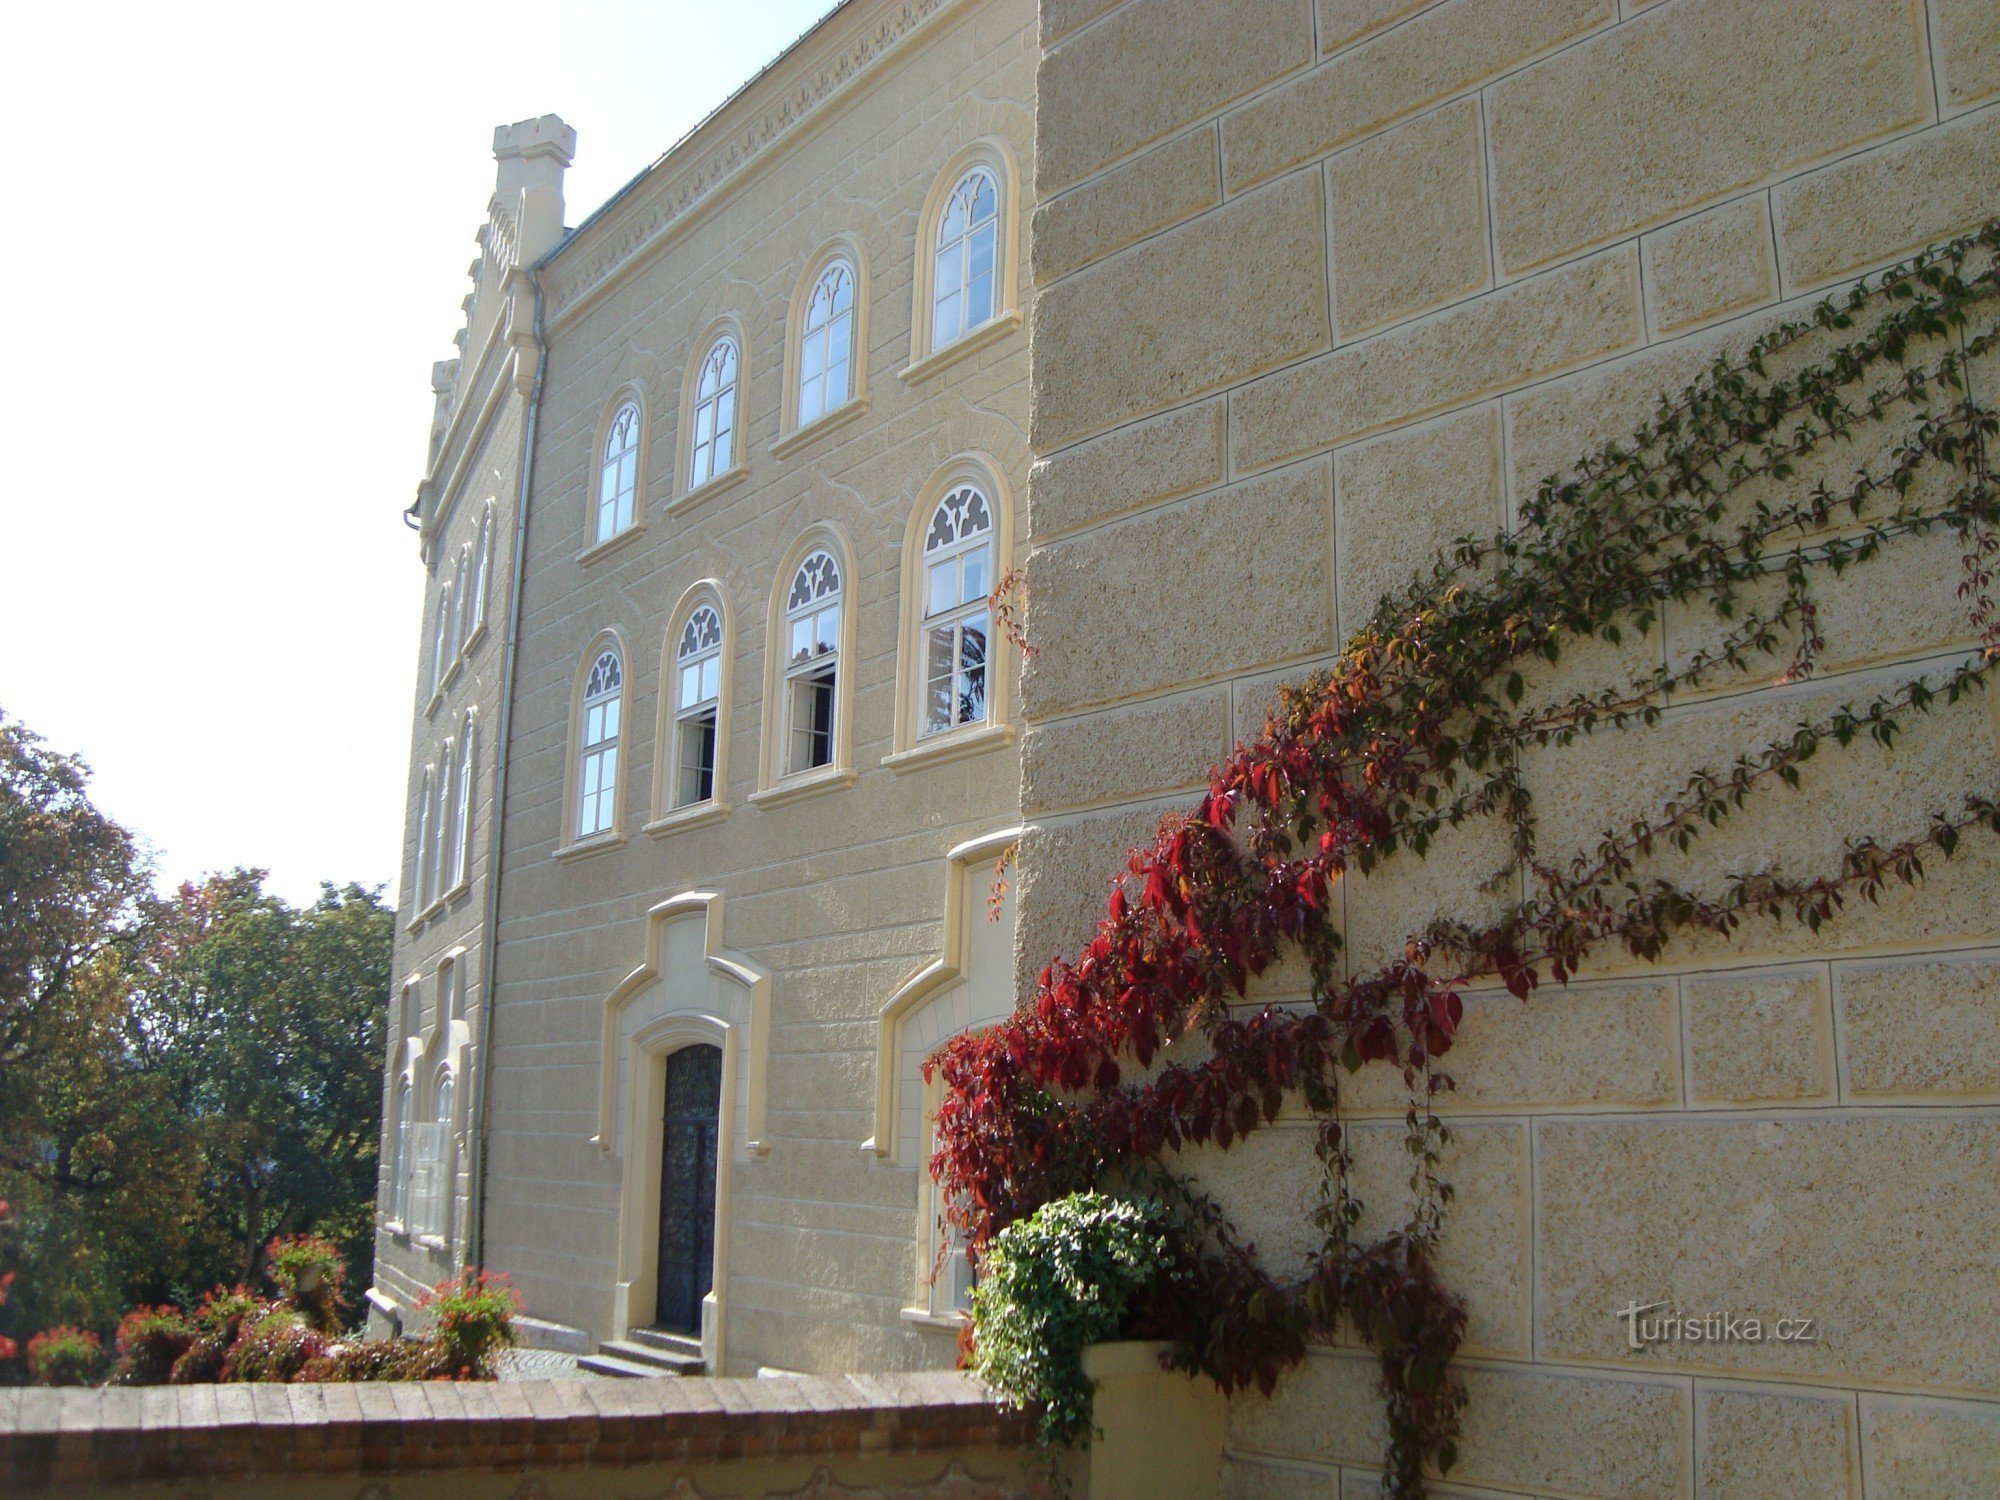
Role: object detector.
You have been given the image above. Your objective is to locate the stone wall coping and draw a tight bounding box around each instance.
[0,1372,1032,1492]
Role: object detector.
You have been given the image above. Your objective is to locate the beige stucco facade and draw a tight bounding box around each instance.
[375,0,1999,1490]
[377,0,1038,1380]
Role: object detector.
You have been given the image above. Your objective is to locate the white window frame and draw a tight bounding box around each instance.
[796,259,856,429]
[923,1066,977,1319]
[576,648,624,841]
[781,551,842,779]
[413,766,435,913]
[672,604,725,809]
[392,1078,414,1227]
[450,714,475,891]
[428,740,453,907]
[449,544,470,661]
[904,143,1022,383]
[595,400,642,546]
[918,484,995,739]
[469,502,494,642]
[932,168,1000,353]
[688,338,739,492]
[428,586,452,703]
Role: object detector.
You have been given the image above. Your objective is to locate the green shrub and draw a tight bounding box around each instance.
[298,1336,451,1383]
[26,1325,103,1386]
[221,1310,327,1383]
[168,1286,259,1384]
[967,1192,1172,1446]
[265,1234,347,1335]
[110,1306,196,1385]
[419,1269,522,1377]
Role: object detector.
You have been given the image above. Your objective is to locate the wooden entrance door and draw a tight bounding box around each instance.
[655,1043,721,1333]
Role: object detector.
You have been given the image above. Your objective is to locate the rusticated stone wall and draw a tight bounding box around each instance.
[1021,1,2000,1495]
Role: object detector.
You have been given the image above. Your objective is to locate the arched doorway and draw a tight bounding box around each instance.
[656,1042,722,1333]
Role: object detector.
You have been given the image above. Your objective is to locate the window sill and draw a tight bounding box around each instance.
[443,877,472,905]
[577,522,645,567]
[555,831,628,864]
[417,1234,449,1253]
[882,721,1014,774]
[669,463,749,515]
[424,688,443,718]
[747,764,857,810]
[461,621,488,661]
[770,395,871,460]
[419,896,447,923]
[382,1220,409,1241]
[899,1306,970,1333]
[442,657,463,693]
[899,309,1023,386]
[644,800,732,837]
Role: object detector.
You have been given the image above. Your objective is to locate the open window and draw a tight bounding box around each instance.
[782,551,841,776]
[674,605,724,807]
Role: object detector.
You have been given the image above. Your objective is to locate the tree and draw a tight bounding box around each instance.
[125,876,393,1300]
[0,712,202,1336]
[0,708,392,1353]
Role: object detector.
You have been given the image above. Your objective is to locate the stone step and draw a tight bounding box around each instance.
[576,1351,672,1379]
[594,1337,705,1376]
[627,1328,705,1363]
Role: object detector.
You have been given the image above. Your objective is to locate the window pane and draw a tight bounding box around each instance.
[962,544,990,604]
[815,602,840,653]
[936,290,961,347]
[790,618,812,663]
[924,624,956,735]
[789,667,837,773]
[602,698,620,741]
[800,373,823,426]
[700,657,720,702]
[679,663,700,708]
[959,615,989,726]
[802,334,825,381]
[966,272,995,329]
[694,403,714,448]
[712,424,732,474]
[970,222,996,282]
[678,713,717,807]
[927,558,958,617]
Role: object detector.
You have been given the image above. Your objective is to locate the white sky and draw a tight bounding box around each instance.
[0,0,839,906]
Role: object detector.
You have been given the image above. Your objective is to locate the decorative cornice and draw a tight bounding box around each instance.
[544,0,950,325]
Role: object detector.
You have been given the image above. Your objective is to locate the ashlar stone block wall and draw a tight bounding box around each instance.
[484,0,1037,1379]
[1023,1,2000,1495]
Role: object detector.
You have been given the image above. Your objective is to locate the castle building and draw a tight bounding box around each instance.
[376,0,1999,1489]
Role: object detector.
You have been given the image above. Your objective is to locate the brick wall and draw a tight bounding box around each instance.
[0,1373,1049,1499]
[1023,0,2000,1494]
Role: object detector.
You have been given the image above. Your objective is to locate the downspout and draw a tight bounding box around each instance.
[465,270,546,1271]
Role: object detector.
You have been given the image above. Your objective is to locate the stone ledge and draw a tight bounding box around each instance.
[0,1373,1033,1491]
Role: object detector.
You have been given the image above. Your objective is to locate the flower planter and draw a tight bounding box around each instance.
[1080,1341,1225,1500]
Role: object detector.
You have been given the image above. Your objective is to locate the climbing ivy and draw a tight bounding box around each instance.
[932,221,2000,1495]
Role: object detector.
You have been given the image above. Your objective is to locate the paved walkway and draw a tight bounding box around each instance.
[494,1346,593,1380]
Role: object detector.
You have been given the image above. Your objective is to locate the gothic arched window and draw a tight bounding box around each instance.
[933,169,999,350]
[797,262,855,427]
[783,551,842,775]
[596,401,641,544]
[919,486,993,736]
[576,649,623,838]
[688,339,739,490]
